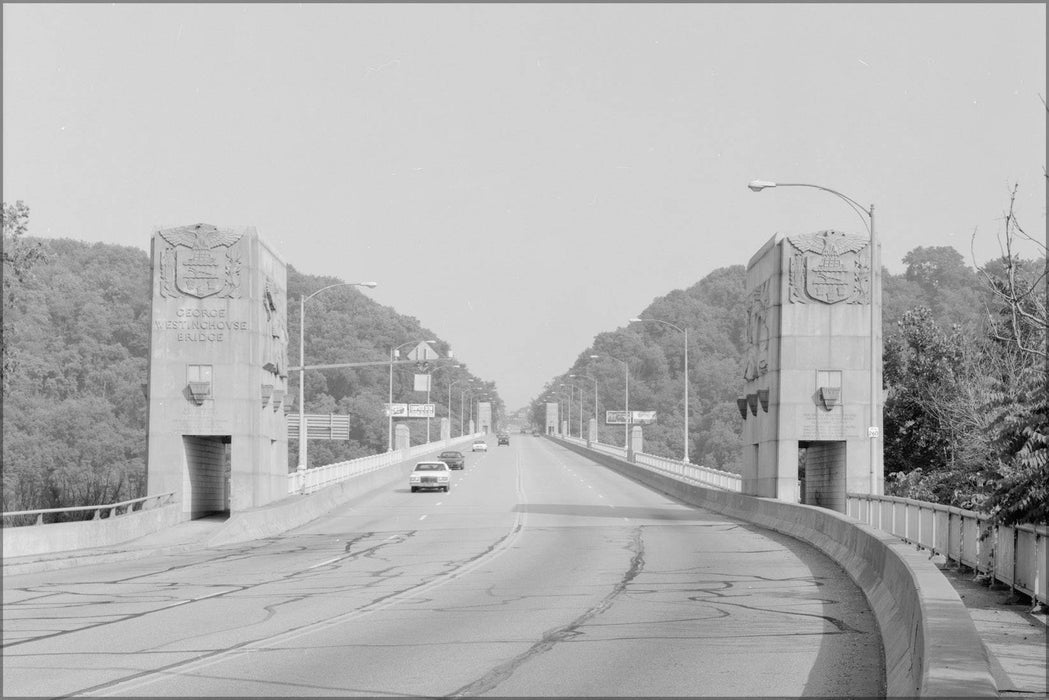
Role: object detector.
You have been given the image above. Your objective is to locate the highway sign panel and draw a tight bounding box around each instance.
[605,410,657,425]
[408,403,435,418]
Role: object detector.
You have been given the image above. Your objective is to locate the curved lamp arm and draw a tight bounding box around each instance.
[748,180,871,236]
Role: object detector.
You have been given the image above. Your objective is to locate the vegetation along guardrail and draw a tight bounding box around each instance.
[847,493,1047,608]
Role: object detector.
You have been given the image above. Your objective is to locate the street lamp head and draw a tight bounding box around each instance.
[589,354,600,359]
[357,282,379,288]
[747,180,777,192]
[628,318,643,323]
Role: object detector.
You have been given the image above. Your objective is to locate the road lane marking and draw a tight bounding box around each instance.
[306,556,344,571]
[88,441,532,697]
[419,514,428,520]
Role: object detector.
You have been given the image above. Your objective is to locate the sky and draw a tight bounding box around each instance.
[3,3,1046,411]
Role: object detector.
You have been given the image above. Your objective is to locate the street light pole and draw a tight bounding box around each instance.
[562,382,583,437]
[298,281,377,473]
[448,379,462,437]
[629,318,690,464]
[591,354,628,450]
[570,373,599,442]
[388,339,435,452]
[559,383,573,437]
[748,179,880,494]
[429,364,460,443]
[460,387,471,436]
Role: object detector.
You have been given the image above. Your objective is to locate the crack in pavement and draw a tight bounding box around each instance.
[2,531,417,649]
[54,516,529,697]
[448,525,646,697]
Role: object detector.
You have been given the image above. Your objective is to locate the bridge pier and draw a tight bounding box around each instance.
[146,225,290,521]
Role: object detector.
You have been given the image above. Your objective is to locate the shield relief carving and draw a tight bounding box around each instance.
[787,230,870,305]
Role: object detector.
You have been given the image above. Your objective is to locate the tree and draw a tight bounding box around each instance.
[2,201,48,391]
[3,238,498,511]
[972,184,1048,525]
[529,265,746,470]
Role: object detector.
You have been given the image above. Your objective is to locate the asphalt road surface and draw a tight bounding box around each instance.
[3,436,885,697]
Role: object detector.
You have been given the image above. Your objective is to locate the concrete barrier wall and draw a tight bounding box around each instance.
[209,446,447,547]
[2,502,183,558]
[551,437,997,698]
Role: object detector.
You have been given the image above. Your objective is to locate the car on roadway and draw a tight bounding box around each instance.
[437,450,465,470]
[471,440,488,452]
[410,461,452,492]
[497,434,510,446]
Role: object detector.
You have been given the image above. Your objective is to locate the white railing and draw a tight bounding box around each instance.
[288,433,484,495]
[1,492,177,527]
[847,493,1047,606]
[560,435,743,492]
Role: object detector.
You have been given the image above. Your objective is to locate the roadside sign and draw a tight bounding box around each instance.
[408,403,435,418]
[385,403,408,417]
[407,341,440,361]
[868,426,880,438]
[632,411,657,424]
[606,410,657,425]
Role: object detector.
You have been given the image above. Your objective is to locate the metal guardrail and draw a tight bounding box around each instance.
[2,492,177,527]
[847,493,1047,607]
[288,433,485,495]
[561,435,743,492]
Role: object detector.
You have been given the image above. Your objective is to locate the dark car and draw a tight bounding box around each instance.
[497,434,510,446]
[437,450,465,470]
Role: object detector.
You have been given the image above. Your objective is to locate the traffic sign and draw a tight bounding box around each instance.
[408,403,435,418]
[407,341,440,361]
[606,410,657,425]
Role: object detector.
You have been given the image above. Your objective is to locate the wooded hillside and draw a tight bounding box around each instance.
[530,240,1046,526]
[2,206,502,514]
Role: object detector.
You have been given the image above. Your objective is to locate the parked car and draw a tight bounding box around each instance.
[438,450,465,470]
[410,461,452,492]
[497,434,510,446]
[471,440,488,452]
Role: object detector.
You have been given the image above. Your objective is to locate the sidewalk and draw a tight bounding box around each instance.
[936,559,1048,698]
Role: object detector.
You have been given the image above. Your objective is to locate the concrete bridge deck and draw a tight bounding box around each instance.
[3,438,1045,697]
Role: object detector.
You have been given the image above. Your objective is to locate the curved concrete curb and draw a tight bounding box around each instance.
[552,437,998,698]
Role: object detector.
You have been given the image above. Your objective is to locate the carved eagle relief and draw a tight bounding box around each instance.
[157,223,244,299]
[787,230,871,305]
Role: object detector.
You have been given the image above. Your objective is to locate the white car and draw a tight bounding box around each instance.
[410,461,451,493]
[471,440,488,452]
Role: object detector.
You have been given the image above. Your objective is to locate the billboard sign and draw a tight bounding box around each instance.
[605,410,657,425]
[408,403,435,418]
[385,403,408,417]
